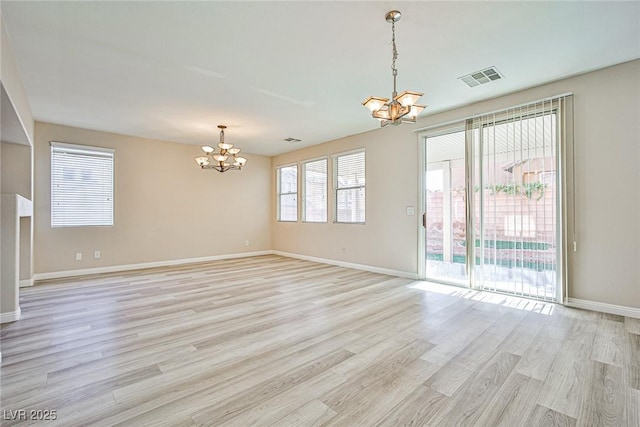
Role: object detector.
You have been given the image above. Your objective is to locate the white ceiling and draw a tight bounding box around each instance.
[2,1,639,156]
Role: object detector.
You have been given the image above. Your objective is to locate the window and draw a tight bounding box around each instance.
[334,150,365,223]
[277,164,298,221]
[302,158,327,222]
[51,142,114,227]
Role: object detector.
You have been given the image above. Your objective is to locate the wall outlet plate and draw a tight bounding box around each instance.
[75,253,82,261]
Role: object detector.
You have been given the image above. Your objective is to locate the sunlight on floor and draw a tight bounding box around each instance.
[408,281,555,315]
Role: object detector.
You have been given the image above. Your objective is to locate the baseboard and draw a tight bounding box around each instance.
[33,251,273,281]
[20,278,34,288]
[272,250,418,279]
[0,307,21,324]
[566,297,640,319]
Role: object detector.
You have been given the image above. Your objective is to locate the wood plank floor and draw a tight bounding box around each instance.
[1,255,638,426]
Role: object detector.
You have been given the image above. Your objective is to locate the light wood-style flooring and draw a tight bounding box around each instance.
[1,255,638,426]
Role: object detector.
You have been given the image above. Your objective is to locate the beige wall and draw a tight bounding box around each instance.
[0,146,2,315]
[1,141,31,198]
[1,13,34,322]
[1,141,33,282]
[1,14,34,144]
[272,59,640,309]
[34,122,272,274]
[272,125,419,274]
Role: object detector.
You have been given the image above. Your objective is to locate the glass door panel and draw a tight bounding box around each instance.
[475,112,558,300]
[425,130,467,285]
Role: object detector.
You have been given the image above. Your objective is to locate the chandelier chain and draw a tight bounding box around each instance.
[391,19,398,93]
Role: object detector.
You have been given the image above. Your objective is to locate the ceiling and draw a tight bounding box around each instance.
[2,1,639,156]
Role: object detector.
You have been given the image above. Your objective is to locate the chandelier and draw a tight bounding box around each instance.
[362,10,425,127]
[194,125,247,173]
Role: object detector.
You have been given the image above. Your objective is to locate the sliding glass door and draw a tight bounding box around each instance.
[422,96,569,302]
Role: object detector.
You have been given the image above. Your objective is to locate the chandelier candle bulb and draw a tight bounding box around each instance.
[195,156,210,166]
[395,91,422,107]
[362,10,426,127]
[194,124,247,173]
[363,96,389,113]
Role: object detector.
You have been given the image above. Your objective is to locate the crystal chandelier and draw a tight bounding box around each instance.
[194,125,247,172]
[362,10,426,127]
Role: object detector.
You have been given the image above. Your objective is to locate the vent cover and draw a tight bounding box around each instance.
[284,137,302,143]
[459,67,503,87]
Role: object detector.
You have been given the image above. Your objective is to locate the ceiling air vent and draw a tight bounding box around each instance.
[459,67,503,87]
[284,137,302,143]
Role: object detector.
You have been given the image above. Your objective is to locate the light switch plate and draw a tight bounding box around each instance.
[406,206,415,216]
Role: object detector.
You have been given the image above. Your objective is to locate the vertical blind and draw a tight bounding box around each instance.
[277,164,298,221]
[51,142,115,227]
[335,150,365,223]
[303,159,327,222]
[468,95,570,301]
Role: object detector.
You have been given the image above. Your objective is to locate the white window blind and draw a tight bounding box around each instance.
[277,164,298,222]
[303,158,327,222]
[467,95,571,302]
[334,150,365,223]
[51,142,114,227]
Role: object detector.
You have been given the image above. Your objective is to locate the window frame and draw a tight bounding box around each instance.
[276,163,298,222]
[50,141,115,228]
[333,149,366,224]
[301,156,328,223]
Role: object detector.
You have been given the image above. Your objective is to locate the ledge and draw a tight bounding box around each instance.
[1,193,32,217]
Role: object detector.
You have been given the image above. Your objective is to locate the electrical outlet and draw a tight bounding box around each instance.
[244,240,250,246]
[406,206,415,216]
[75,253,82,261]
[94,251,101,259]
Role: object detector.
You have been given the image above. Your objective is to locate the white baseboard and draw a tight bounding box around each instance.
[566,297,640,319]
[20,278,34,288]
[33,251,273,281]
[272,250,418,279]
[30,250,638,320]
[0,307,21,324]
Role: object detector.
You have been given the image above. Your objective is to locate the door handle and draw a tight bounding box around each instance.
[422,213,426,228]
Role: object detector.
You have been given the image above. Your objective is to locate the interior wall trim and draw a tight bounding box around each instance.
[0,307,21,324]
[566,297,640,319]
[32,251,273,281]
[19,278,34,287]
[272,250,419,280]
[29,251,637,319]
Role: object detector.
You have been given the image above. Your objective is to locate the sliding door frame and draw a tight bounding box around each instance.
[416,95,572,303]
